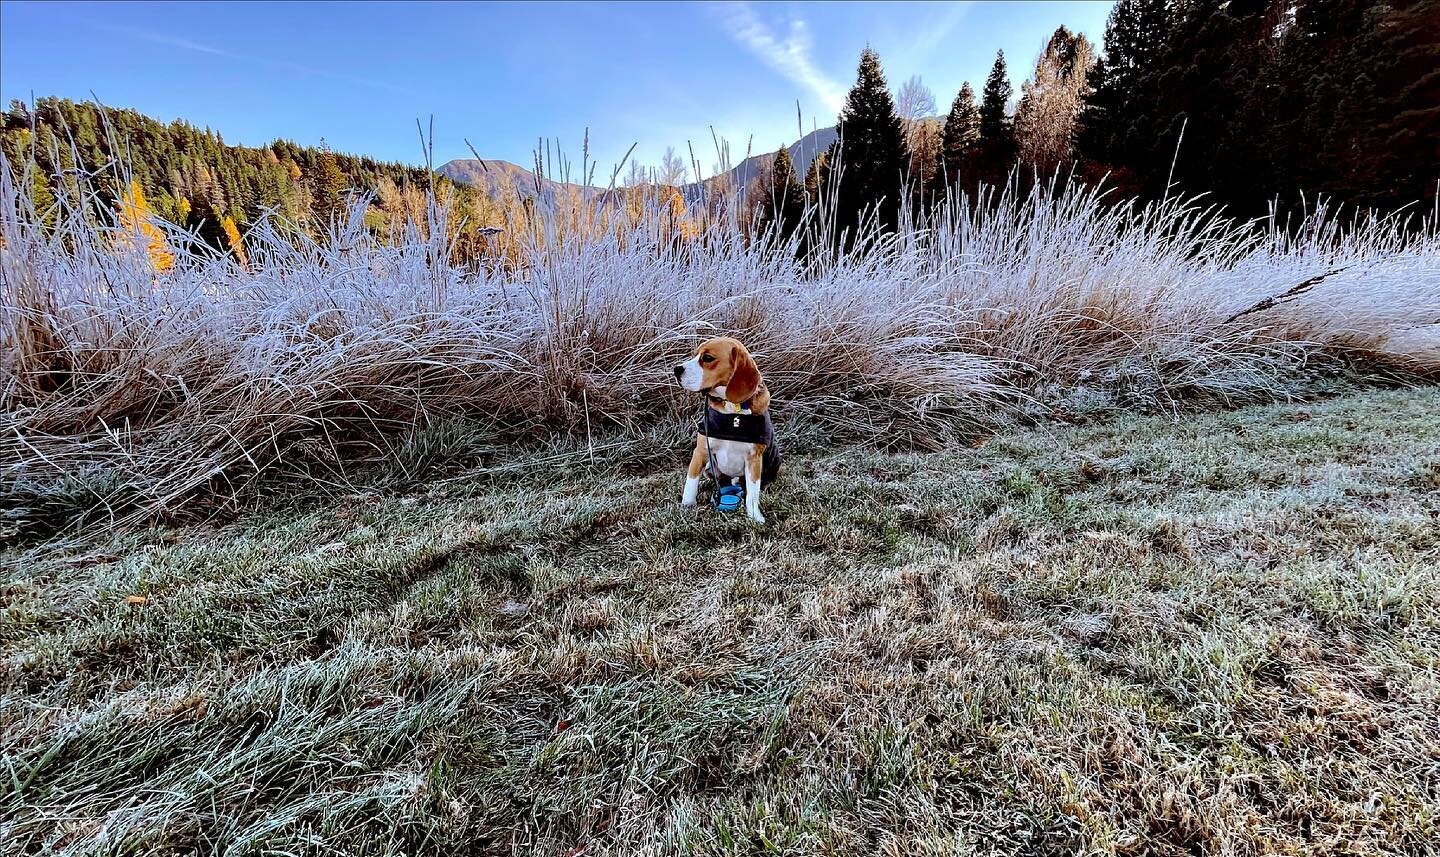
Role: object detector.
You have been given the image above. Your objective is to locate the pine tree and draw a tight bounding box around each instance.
[979,52,1013,143]
[935,82,980,192]
[833,48,911,238]
[756,146,804,246]
[976,51,1017,187]
[1352,0,1440,211]
[312,138,347,227]
[1135,0,1283,207]
[185,174,229,250]
[1271,0,1440,212]
[1,127,59,229]
[1075,0,1172,189]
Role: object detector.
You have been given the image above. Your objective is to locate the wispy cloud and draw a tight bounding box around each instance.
[126,30,227,56]
[910,2,973,64]
[713,2,846,113]
[96,23,415,96]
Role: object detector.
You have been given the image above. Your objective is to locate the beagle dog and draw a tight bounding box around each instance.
[673,337,781,523]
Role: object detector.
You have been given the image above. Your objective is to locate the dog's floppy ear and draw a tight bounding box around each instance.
[725,340,760,404]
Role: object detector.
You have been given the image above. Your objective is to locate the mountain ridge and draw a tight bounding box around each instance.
[436,127,841,199]
[438,117,942,201]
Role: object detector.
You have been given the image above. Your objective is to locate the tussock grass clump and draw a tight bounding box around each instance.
[2,150,1437,534]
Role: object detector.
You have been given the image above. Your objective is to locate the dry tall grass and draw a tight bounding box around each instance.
[2,149,1437,534]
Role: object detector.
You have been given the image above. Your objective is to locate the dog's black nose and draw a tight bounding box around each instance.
[673,365,684,379]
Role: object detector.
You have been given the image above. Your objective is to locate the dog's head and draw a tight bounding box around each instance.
[673,337,761,403]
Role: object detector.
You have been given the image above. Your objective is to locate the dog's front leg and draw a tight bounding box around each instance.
[744,446,766,524]
[682,435,706,507]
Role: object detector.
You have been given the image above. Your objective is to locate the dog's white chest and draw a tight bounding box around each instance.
[707,438,754,479]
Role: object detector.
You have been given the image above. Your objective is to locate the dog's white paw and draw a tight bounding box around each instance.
[681,498,697,508]
[748,510,766,525]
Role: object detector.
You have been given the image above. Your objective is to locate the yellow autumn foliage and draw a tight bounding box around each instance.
[221,215,248,267]
[664,187,700,240]
[116,180,174,273]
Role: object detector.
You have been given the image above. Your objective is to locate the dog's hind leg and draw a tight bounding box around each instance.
[744,445,766,524]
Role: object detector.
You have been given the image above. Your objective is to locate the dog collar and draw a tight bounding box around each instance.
[702,386,753,413]
[707,394,753,413]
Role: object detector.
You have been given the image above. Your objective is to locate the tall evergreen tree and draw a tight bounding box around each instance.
[1359,0,1440,211]
[184,178,229,249]
[30,167,57,227]
[756,146,804,246]
[312,139,347,226]
[1075,0,1172,194]
[976,51,1017,188]
[935,82,980,192]
[1148,0,1283,206]
[833,48,911,238]
[979,52,1013,143]
[2,127,60,228]
[1077,0,1186,200]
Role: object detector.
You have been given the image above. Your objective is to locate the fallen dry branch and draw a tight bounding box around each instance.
[1220,265,1350,324]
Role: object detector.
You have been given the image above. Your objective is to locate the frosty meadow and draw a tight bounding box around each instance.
[3,144,1437,536]
[3,1,1440,850]
[3,113,1440,853]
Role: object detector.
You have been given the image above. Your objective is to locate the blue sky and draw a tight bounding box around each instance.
[0,1,1113,178]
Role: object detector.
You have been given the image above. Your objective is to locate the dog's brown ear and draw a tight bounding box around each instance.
[725,341,760,404]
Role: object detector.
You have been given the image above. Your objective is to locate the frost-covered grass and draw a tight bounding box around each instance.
[2,152,1438,537]
[4,139,1439,853]
[4,389,1438,855]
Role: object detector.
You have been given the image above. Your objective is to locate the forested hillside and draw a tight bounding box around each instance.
[1077,0,1440,215]
[0,98,433,241]
[4,0,1436,261]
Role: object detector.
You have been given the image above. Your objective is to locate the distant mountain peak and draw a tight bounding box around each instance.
[442,118,944,202]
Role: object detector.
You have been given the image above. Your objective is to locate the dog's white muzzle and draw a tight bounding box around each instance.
[675,356,705,392]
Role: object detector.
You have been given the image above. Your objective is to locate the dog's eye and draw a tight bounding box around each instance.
[700,354,714,364]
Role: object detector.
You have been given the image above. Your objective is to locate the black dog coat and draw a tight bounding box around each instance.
[698,403,782,486]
